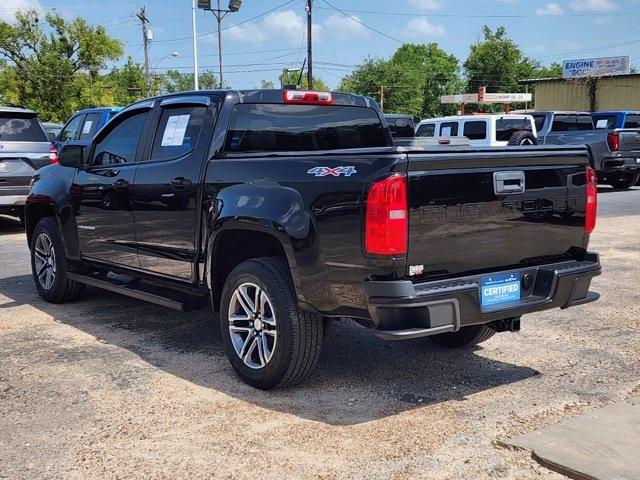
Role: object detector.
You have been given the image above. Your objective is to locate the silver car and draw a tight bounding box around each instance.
[0,107,54,223]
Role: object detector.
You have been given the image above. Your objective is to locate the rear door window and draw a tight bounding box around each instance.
[225,104,389,153]
[463,121,487,140]
[150,106,207,160]
[78,113,102,141]
[439,122,458,137]
[0,113,47,142]
[551,115,594,132]
[416,123,435,137]
[592,114,617,129]
[495,118,533,141]
[624,115,640,128]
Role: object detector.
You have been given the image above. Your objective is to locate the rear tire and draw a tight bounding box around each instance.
[607,172,639,190]
[219,257,323,389]
[507,131,539,146]
[429,324,495,348]
[30,217,85,303]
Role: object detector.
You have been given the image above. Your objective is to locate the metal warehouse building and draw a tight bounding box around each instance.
[520,74,640,111]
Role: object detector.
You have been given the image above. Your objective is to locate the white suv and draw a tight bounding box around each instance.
[415,114,538,146]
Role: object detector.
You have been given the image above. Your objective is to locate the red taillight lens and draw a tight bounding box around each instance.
[283,89,333,105]
[365,174,408,255]
[585,166,597,234]
[607,132,619,151]
[49,146,59,164]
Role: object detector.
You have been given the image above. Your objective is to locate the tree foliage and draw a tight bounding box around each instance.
[0,9,123,121]
[280,69,330,91]
[160,69,219,93]
[338,43,461,119]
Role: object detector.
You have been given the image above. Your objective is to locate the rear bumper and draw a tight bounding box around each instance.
[364,253,601,340]
[600,155,640,172]
[0,194,27,207]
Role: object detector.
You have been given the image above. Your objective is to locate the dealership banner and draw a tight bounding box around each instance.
[562,56,630,78]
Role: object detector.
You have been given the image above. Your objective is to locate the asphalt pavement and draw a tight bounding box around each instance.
[0,186,639,479]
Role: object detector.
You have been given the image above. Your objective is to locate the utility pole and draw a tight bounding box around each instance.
[192,0,199,90]
[137,7,152,96]
[306,0,313,89]
[379,85,384,110]
[215,0,224,88]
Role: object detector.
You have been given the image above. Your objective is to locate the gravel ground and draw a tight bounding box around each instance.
[1,186,639,480]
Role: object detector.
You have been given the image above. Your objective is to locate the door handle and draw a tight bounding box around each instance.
[494,171,525,195]
[113,179,130,191]
[169,177,192,190]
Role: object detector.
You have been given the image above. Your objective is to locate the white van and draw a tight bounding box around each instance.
[415,114,538,146]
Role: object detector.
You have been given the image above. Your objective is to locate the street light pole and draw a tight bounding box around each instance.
[215,0,224,89]
[192,0,199,90]
[200,0,241,89]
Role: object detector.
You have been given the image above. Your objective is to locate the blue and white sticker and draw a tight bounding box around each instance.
[307,166,357,177]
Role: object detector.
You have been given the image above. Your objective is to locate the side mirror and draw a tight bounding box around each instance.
[46,132,56,142]
[58,144,84,168]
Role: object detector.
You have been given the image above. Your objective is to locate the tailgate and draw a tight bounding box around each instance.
[405,147,589,280]
[617,129,640,152]
[0,141,51,188]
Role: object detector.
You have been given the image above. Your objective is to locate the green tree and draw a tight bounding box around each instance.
[463,26,537,112]
[532,62,563,79]
[0,9,123,121]
[260,79,275,89]
[160,68,219,93]
[106,57,146,105]
[339,43,461,119]
[280,69,329,90]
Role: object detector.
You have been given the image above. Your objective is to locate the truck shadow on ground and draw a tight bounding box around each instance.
[0,274,539,426]
[0,215,23,235]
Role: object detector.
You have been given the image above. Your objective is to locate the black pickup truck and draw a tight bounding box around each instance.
[25,89,601,389]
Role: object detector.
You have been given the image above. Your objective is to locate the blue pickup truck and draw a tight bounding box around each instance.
[53,107,123,151]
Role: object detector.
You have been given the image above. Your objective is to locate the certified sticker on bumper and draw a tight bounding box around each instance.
[481,272,521,310]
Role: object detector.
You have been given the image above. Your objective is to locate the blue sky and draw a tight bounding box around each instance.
[3,0,640,89]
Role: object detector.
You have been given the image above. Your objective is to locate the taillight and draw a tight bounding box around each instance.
[365,174,408,255]
[585,166,597,234]
[49,146,59,164]
[283,90,333,105]
[607,132,619,151]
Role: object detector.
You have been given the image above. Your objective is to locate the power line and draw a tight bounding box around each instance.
[313,6,640,18]
[318,0,404,45]
[153,0,300,44]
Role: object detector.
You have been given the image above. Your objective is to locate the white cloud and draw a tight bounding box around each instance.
[323,14,369,39]
[404,18,445,38]
[569,0,616,12]
[593,16,612,26]
[0,0,42,22]
[224,10,322,45]
[535,3,564,15]
[407,0,442,11]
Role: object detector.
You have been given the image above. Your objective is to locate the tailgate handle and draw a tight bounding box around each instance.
[494,171,525,195]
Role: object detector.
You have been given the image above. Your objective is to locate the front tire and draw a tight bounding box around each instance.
[607,172,639,190]
[219,257,323,389]
[429,324,495,348]
[30,217,85,303]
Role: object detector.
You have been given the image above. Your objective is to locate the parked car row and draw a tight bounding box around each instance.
[0,106,122,224]
[386,109,640,190]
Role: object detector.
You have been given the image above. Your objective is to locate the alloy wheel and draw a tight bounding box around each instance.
[34,233,56,290]
[228,282,277,369]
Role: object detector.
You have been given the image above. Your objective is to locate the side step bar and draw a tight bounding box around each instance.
[67,272,206,312]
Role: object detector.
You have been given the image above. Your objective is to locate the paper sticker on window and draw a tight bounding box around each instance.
[441,126,452,136]
[595,119,608,129]
[161,114,190,146]
[82,121,93,134]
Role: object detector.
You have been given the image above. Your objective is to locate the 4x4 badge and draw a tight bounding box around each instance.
[307,166,357,177]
